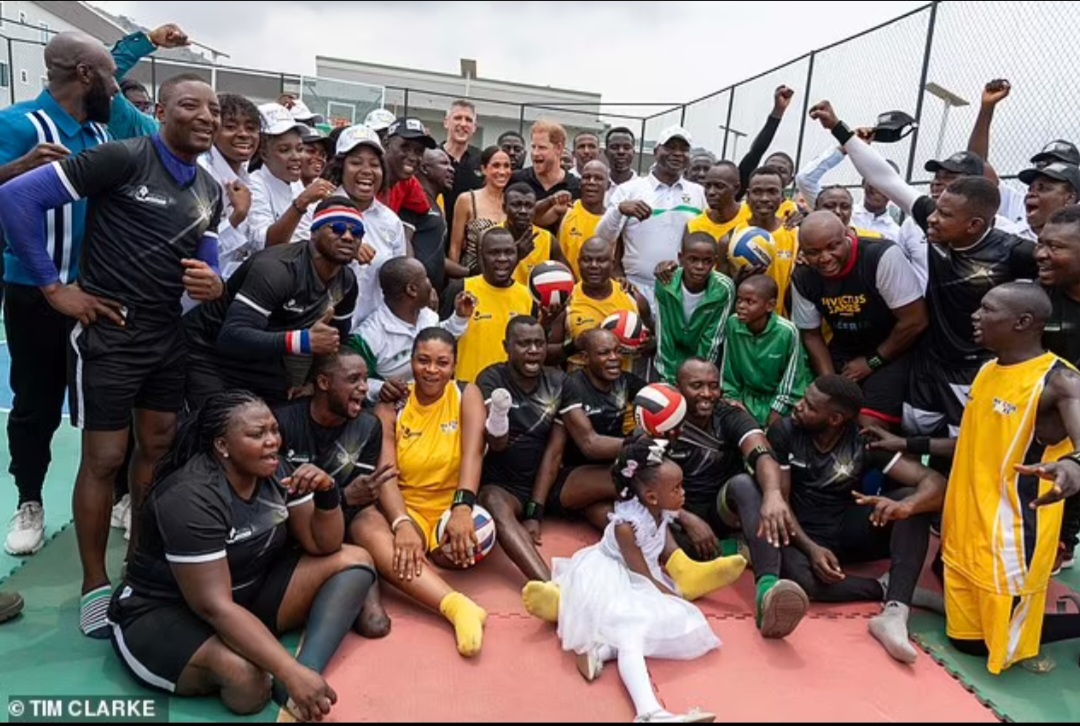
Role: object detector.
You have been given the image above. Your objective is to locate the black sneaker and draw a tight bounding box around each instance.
[0,591,24,624]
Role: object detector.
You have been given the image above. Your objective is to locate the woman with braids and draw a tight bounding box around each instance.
[350,327,490,658]
[107,391,378,722]
[523,435,750,724]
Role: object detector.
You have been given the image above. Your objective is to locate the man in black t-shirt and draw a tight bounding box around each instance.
[793,211,927,428]
[185,197,361,407]
[557,328,645,529]
[275,350,393,638]
[767,375,946,663]
[0,75,224,637]
[669,357,809,640]
[477,316,566,582]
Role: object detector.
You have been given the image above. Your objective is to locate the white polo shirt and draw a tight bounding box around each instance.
[198,146,252,280]
[339,194,409,330]
[247,166,312,249]
[852,207,902,240]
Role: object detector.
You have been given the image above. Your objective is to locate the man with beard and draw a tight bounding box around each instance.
[598,126,706,310]
[498,130,527,172]
[604,126,638,188]
[415,147,457,290]
[0,28,184,558]
[275,349,395,639]
[513,121,581,233]
[0,74,225,637]
[379,117,436,217]
[558,160,610,278]
[184,198,362,408]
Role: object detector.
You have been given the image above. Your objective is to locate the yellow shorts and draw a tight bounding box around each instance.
[405,505,446,553]
[944,566,1047,675]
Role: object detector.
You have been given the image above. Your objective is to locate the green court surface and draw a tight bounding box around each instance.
[911,611,1080,723]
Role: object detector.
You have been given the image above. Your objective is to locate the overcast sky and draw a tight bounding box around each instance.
[90,1,927,103]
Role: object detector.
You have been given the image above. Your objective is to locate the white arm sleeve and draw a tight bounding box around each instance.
[245,174,273,249]
[791,284,822,330]
[795,147,846,208]
[875,245,924,310]
[842,137,921,216]
[597,185,629,242]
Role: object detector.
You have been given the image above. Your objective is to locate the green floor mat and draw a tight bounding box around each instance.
[0,412,83,584]
[910,611,1080,722]
[0,527,290,723]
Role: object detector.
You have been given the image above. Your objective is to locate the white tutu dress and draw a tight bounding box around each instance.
[553,498,721,659]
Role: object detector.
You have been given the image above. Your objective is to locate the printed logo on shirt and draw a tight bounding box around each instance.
[682,194,692,204]
[992,398,1018,416]
[441,420,460,435]
[284,449,312,464]
[226,526,254,545]
[821,294,868,317]
[283,299,305,314]
[473,311,493,322]
[132,185,170,207]
[401,426,423,440]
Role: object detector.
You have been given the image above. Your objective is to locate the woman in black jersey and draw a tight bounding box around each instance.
[108,391,378,721]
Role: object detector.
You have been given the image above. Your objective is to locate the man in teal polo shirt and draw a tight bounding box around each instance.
[1,25,188,558]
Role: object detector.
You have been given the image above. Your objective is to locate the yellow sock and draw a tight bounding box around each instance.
[666,549,747,601]
[439,592,487,657]
[522,580,560,623]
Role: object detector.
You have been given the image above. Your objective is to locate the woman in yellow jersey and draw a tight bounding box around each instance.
[942,283,1080,674]
[559,160,609,278]
[449,146,511,278]
[505,182,566,287]
[350,328,491,657]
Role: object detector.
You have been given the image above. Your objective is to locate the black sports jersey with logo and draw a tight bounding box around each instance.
[912,197,1037,367]
[56,136,222,321]
[1044,287,1080,367]
[559,370,645,467]
[792,237,897,358]
[124,453,307,602]
[767,418,899,539]
[477,363,566,487]
[184,243,357,392]
[274,400,381,491]
[668,405,762,508]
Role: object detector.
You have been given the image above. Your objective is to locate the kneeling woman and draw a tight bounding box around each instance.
[108,391,377,722]
[350,327,489,656]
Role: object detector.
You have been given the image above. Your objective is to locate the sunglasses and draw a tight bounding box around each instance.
[318,221,364,237]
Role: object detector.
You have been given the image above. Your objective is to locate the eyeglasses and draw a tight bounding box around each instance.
[323,221,364,237]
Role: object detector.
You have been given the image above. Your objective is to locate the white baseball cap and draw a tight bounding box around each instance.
[288,99,319,122]
[336,124,384,157]
[258,103,307,136]
[364,108,397,132]
[655,126,693,149]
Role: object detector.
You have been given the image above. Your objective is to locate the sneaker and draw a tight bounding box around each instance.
[758,579,809,639]
[1052,544,1076,576]
[634,708,716,723]
[576,649,604,682]
[0,591,24,624]
[110,494,131,530]
[4,502,45,556]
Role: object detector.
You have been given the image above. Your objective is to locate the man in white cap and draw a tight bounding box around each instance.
[288,98,323,127]
[597,126,706,310]
[364,108,396,146]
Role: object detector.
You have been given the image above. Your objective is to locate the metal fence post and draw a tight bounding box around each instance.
[278,72,285,97]
[638,117,647,175]
[679,104,686,127]
[403,88,410,117]
[905,1,940,184]
[721,86,736,160]
[7,39,14,105]
[792,51,816,177]
[518,104,526,135]
[151,57,157,102]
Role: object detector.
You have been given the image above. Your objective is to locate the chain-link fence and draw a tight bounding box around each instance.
[0,1,1076,186]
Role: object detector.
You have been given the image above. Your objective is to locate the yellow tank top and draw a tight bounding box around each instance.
[559,201,604,278]
[732,222,799,318]
[457,276,535,383]
[687,208,748,249]
[943,353,1075,595]
[566,282,639,343]
[396,382,463,514]
[512,225,554,287]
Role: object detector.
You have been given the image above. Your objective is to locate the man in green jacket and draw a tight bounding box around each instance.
[653,232,736,382]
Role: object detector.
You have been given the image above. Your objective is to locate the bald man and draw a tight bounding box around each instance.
[0,26,184,559]
[791,211,927,429]
[406,147,456,292]
[942,282,1080,674]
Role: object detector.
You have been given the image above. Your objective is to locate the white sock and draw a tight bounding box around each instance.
[486,388,512,437]
[618,648,664,718]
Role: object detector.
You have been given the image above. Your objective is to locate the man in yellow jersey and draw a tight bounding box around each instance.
[504,182,566,287]
[559,160,609,278]
[549,236,652,368]
[686,162,750,275]
[737,166,799,317]
[942,281,1080,674]
[441,227,537,383]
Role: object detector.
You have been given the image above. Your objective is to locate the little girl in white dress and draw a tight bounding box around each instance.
[526,435,746,723]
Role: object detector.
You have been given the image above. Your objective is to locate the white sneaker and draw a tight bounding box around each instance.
[634,709,716,723]
[110,494,131,530]
[5,502,45,556]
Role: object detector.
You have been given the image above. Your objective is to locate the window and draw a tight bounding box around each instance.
[18,68,27,85]
[0,62,8,88]
[38,21,48,42]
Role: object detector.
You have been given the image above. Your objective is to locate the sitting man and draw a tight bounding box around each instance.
[767,375,946,663]
[185,198,361,407]
[274,350,394,639]
[476,316,567,583]
[349,257,472,403]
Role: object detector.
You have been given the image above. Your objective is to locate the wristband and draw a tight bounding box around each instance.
[524,500,545,522]
[906,437,931,456]
[830,120,855,146]
[292,198,307,215]
[868,355,886,372]
[313,487,341,510]
[452,489,477,510]
[747,444,774,470]
[285,330,312,355]
[391,515,413,533]
[1059,452,1080,467]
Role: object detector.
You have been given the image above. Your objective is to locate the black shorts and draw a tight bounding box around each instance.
[832,351,911,425]
[69,317,186,431]
[903,353,983,437]
[482,470,570,518]
[107,549,301,692]
[184,354,226,411]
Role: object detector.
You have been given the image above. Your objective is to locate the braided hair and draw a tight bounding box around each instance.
[155,390,264,482]
[612,433,669,502]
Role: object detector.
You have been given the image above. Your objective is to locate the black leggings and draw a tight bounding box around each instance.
[1061,494,1080,551]
[950,614,1080,655]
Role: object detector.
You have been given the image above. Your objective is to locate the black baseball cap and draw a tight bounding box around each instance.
[925,151,985,177]
[1031,139,1080,167]
[872,111,917,144]
[387,117,437,149]
[1018,162,1080,194]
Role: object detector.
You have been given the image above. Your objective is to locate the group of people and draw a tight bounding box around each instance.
[0,23,1079,723]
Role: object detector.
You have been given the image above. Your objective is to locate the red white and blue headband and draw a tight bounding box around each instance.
[311,206,365,235]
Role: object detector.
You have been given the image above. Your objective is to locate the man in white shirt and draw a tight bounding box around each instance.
[597,126,706,309]
[795,146,901,240]
[604,127,639,188]
[349,257,472,402]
